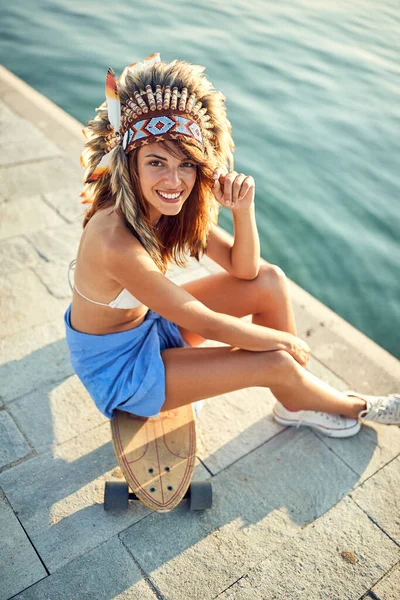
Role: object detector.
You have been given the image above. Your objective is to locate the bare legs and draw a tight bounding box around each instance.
[164,265,367,418]
[161,345,366,418]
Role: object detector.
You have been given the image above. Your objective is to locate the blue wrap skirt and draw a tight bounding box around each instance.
[64,304,190,419]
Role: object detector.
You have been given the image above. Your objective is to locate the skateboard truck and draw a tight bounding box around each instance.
[104,480,213,511]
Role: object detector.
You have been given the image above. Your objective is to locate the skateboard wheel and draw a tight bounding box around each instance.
[104,481,129,511]
[188,481,213,510]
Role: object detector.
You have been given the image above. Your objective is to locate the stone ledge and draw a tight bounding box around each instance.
[0,65,82,162]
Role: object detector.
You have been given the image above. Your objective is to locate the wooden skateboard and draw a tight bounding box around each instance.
[104,403,212,512]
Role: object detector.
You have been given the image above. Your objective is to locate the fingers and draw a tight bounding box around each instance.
[212,168,255,207]
[291,336,311,368]
[224,172,246,206]
[211,167,226,203]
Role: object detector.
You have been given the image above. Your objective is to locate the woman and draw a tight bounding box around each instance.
[65,53,400,437]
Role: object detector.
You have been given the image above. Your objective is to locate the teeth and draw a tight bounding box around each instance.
[158,191,181,199]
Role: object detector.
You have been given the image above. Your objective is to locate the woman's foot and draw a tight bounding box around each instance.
[272,402,360,438]
[345,391,400,425]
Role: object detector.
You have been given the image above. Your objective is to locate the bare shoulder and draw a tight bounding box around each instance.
[83,208,135,257]
[102,217,149,268]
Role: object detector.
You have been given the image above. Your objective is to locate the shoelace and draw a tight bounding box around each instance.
[362,394,400,421]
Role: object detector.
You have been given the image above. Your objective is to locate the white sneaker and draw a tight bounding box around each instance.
[345,391,400,425]
[273,401,360,438]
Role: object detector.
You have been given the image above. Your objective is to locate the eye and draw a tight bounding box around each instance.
[181,162,196,168]
[149,160,164,167]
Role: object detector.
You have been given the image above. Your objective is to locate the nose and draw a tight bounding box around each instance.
[163,167,181,188]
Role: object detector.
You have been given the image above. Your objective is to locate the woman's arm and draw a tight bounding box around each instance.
[211,170,260,280]
[105,236,309,366]
[231,204,260,280]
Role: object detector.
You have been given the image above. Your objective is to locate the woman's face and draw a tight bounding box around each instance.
[137,142,197,225]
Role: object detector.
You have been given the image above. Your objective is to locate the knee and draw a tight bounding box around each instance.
[257,263,287,292]
[267,349,301,386]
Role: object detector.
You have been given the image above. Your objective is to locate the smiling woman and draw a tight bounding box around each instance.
[64,52,400,433]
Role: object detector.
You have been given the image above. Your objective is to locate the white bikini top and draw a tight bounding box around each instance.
[67,259,143,309]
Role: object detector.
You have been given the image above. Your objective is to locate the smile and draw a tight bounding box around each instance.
[157,190,183,201]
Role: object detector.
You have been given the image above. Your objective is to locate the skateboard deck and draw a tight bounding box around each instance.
[110,404,196,512]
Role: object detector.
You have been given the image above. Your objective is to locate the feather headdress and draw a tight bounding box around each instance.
[80,52,234,271]
[82,52,232,185]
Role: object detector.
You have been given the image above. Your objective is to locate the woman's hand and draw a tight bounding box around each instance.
[287,335,311,368]
[211,168,255,211]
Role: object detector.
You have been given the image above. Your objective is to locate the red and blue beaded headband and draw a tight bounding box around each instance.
[121,112,203,153]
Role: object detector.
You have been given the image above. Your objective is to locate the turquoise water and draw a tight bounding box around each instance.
[1,0,399,358]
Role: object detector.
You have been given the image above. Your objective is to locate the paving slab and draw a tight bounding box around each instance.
[289,280,400,393]
[27,221,81,301]
[0,194,65,241]
[370,562,400,600]
[0,236,41,276]
[0,156,82,202]
[9,375,107,453]
[2,88,82,163]
[218,496,400,600]
[304,354,350,391]
[12,535,159,600]
[120,428,360,600]
[196,386,281,474]
[0,72,10,97]
[0,489,47,600]
[43,186,86,224]
[0,410,31,470]
[33,261,77,301]
[350,455,400,546]
[0,318,73,404]
[0,269,64,339]
[25,221,81,264]
[0,99,62,167]
[308,327,399,394]
[316,421,400,485]
[0,65,83,161]
[0,421,210,574]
